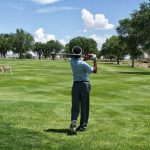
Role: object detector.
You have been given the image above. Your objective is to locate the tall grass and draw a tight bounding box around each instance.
[0,59,150,150]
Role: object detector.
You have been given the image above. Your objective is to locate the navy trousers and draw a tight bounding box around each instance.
[71,81,91,125]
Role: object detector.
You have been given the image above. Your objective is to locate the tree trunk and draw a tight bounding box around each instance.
[117,57,120,64]
[39,55,41,60]
[3,52,6,57]
[131,58,135,67]
[19,51,23,59]
[52,54,55,60]
[109,57,112,62]
[38,53,41,60]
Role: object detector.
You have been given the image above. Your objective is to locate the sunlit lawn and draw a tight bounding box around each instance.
[0,59,150,150]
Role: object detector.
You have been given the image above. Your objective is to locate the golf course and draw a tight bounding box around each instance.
[0,59,149,150]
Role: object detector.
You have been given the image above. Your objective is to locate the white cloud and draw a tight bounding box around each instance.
[34,28,55,43]
[59,39,67,46]
[66,35,70,39]
[83,29,87,33]
[34,28,68,45]
[89,34,112,49]
[45,34,56,41]
[81,9,114,30]
[36,6,77,13]
[32,0,59,5]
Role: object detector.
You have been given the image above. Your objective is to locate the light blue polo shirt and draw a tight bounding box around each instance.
[70,58,94,81]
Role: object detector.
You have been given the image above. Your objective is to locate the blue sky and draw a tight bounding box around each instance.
[0,0,148,48]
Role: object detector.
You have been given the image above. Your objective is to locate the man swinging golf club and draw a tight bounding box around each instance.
[69,46,97,135]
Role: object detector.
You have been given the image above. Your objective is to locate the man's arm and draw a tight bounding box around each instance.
[83,54,97,73]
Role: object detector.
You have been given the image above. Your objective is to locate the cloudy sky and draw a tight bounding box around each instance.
[0,0,147,48]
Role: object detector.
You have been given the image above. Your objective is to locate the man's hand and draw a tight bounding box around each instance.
[83,53,97,73]
[83,53,97,63]
[83,54,90,61]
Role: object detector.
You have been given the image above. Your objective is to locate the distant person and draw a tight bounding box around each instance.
[69,46,97,134]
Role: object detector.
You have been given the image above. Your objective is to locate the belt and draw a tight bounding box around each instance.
[74,81,89,83]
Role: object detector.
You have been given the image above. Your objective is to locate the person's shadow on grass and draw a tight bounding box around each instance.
[44,128,69,133]
[44,128,76,136]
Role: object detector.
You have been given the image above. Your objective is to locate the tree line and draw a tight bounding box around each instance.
[100,1,150,67]
[0,29,64,59]
[0,29,98,60]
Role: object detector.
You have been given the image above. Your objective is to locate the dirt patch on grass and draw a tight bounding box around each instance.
[135,62,150,69]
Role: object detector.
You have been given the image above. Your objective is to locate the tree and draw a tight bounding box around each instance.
[34,42,44,60]
[52,40,63,60]
[116,19,143,67]
[100,36,126,64]
[13,29,34,59]
[64,43,69,53]
[43,40,63,60]
[116,1,150,67]
[131,1,150,52]
[0,33,14,57]
[0,34,5,57]
[100,39,114,62]
[69,36,98,54]
[109,36,127,64]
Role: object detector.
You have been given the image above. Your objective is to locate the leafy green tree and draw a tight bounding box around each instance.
[69,36,98,54]
[43,40,63,60]
[116,19,143,67]
[52,40,63,60]
[100,36,126,64]
[34,42,44,59]
[100,39,114,62]
[0,34,5,57]
[131,1,150,52]
[44,40,55,58]
[13,29,34,59]
[116,1,150,67]
[55,40,63,52]
[64,43,69,53]
[0,33,14,57]
[109,36,127,64]
[42,43,49,58]
[47,40,56,54]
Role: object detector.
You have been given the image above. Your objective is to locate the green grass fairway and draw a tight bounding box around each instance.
[0,59,150,150]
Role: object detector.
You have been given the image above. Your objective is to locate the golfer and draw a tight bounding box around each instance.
[69,46,97,133]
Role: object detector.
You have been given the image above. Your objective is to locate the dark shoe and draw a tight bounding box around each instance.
[69,122,77,135]
[77,123,87,132]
